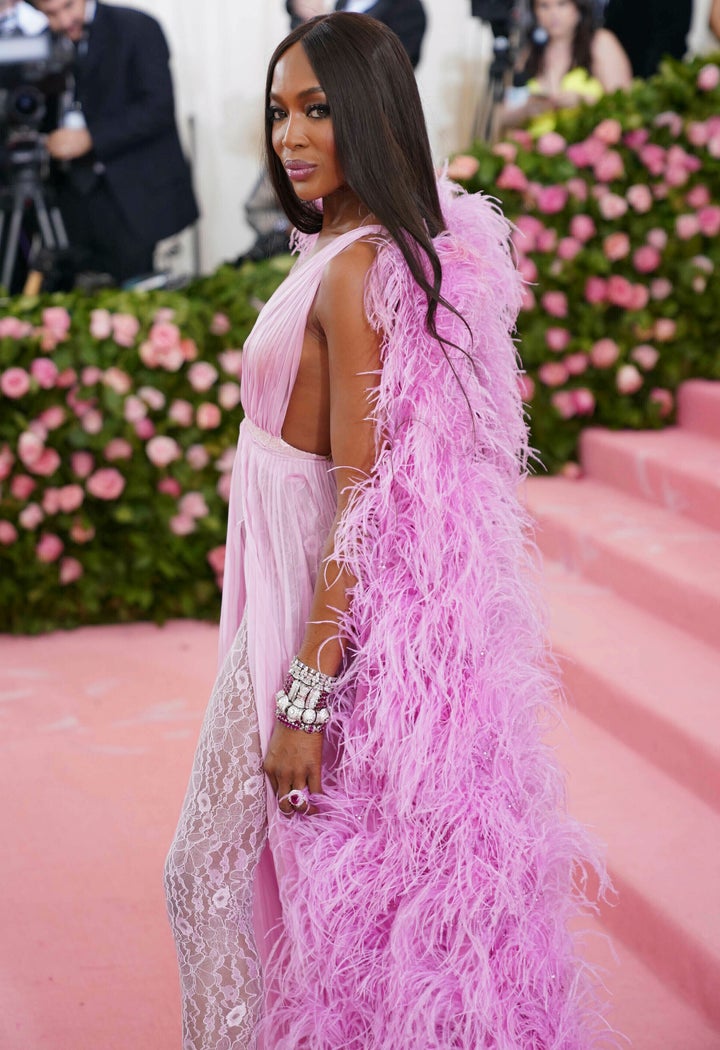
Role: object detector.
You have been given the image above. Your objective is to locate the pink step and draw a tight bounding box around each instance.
[557,708,720,1030]
[678,379,720,441]
[541,560,720,812]
[580,427,720,532]
[525,476,720,649]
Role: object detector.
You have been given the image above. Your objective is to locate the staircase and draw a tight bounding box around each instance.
[524,380,720,1050]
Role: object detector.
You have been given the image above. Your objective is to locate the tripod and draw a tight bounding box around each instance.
[472,30,516,143]
[0,136,69,293]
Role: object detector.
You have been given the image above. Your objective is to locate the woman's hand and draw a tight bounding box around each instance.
[264,722,323,816]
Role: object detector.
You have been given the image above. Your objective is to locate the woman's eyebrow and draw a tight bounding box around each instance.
[269,86,326,102]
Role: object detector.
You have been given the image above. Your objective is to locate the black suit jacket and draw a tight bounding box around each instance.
[70,2,198,242]
[603,0,692,77]
[334,0,427,68]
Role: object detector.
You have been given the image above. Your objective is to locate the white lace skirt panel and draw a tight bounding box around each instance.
[164,618,267,1050]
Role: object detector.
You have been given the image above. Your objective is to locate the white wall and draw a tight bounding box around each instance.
[108,0,492,272]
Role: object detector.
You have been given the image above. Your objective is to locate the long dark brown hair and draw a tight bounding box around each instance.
[264,13,458,345]
[525,0,595,79]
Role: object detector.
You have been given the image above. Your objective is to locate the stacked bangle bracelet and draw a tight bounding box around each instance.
[275,656,336,733]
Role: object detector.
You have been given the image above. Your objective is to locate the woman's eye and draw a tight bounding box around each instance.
[268,106,286,122]
[307,103,331,119]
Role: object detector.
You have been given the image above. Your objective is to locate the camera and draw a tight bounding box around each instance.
[0,32,74,142]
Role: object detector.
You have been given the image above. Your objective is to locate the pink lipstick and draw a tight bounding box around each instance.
[285,160,317,182]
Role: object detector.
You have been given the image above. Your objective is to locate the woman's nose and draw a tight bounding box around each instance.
[282,114,306,149]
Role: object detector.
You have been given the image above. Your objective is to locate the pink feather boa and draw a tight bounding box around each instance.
[262,181,616,1049]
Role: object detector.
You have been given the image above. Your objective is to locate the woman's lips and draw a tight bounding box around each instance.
[285,161,317,182]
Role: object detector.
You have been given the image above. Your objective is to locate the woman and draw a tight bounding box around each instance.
[501,0,631,134]
[165,14,613,1049]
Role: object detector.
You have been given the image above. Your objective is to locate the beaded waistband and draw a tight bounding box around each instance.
[242,417,331,462]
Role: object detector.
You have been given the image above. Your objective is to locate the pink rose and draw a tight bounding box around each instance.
[709,135,720,158]
[594,118,622,146]
[590,338,620,369]
[218,350,244,377]
[146,435,182,468]
[537,361,569,387]
[631,344,659,371]
[627,284,650,311]
[603,232,631,261]
[653,182,669,200]
[111,313,140,347]
[676,214,701,240]
[151,322,180,351]
[58,485,84,513]
[42,488,61,515]
[31,448,61,478]
[210,312,232,337]
[157,477,182,497]
[557,237,582,261]
[697,63,720,92]
[215,447,236,474]
[686,121,709,148]
[29,419,48,441]
[86,467,125,501]
[698,206,720,237]
[567,142,590,167]
[186,444,210,470]
[572,388,596,416]
[181,338,198,362]
[11,474,36,500]
[104,367,132,395]
[569,214,596,242]
[57,369,76,390]
[647,228,668,251]
[537,132,566,157]
[59,557,83,585]
[606,275,634,308]
[123,395,147,424]
[1,367,30,399]
[584,276,607,304]
[19,503,44,530]
[520,287,536,312]
[217,473,232,503]
[0,520,18,545]
[650,387,674,417]
[71,451,94,478]
[545,327,571,353]
[30,357,59,389]
[639,144,666,176]
[564,352,589,376]
[633,245,661,274]
[138,340,160,368]
[566,177,588,201]
[197,403,221,430]
[594,150,624,183]
[179,492,209,519]
[654,318,677,342]
[0,316,32,339]
[599,193,628,220]
[616,364,643,395]
[536,228,557,253]
[70,521,95,544]
[686,185,711,209]
[170,513,196,536]
[654,111,683,137]
[0,443,13,481]
[517,374,535,402]
[626,184,653,213]
[81,366,103,386]
[139,340,184,372]
[665,165,689,188]
[541,291,568,318]
[169,399,194,427]
[18,431,43,468]
[536,185,568,214]
[492,142,517,163]
[42,306,71,341]
[138,385,166,411]
[134,418,155,440]
[692,254,714,274]
[509,129,532,149]
[551,390,576,419]
[446,154,480,181]
[36,532,63,563]
[90,309,113,339]
[154,307,175,324]
[81,410,103,435]
[218,382,242,410]
[188,361,219,392]
[651,277,673,305]
[104,438,133,461]
[624,128,649,150]
[693,276,707,294]
[496,164,529,193]
[518,256,538,284]
[207,545,226,575]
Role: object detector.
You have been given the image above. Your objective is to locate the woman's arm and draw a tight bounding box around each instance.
[591,28,633,92]
[263,240,382,808]
[711,0,720,40]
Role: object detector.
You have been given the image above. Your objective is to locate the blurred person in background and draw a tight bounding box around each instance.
[687,0,720,56]
[500,0,631,135]
[334,0,427,68]
[287,0,327,30]
[603,0,692,77]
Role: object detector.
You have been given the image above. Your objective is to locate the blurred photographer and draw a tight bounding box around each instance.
[31,0,198,284]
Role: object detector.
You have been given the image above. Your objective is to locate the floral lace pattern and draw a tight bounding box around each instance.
[164,619,267,1050]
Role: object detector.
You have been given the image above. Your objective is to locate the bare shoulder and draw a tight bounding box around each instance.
[592,27,623,57]
[316,238,379,307]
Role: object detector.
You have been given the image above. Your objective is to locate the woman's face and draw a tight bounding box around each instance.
[534,0,580,41]
[269,42,345,202]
